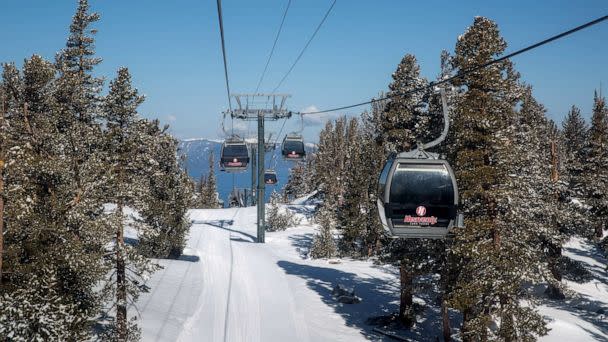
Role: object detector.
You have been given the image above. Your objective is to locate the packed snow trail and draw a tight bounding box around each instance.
[179,208,308,342]
[138,207,314,342]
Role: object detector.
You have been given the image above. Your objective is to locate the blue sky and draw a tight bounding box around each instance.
[1,1,606,141]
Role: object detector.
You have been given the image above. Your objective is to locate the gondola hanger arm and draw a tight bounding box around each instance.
[420,87,449,151]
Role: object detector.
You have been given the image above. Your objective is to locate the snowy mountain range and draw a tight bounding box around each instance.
[178,138,315,204]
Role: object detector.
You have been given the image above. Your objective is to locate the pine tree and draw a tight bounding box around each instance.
[310,207,337,259]
[198,152,219,208]
[313,116,351,211]
[560,105,590,233]
[0,266,86,341]
[336,118,365,253]
[1,54,108,339]
[137,120,193,259]
[336,116,385,257]
[562,105,588,198]
[582,91,608,240]
[379,54,429,153]
[196,174,207,209]
[101,67,159,340]
[204,152,219,208]
[266,191,300,232]
[359,105,388,257]
[283,162,307,201]
[508,86,566,300]
[51,1,112,335]
[448,17,547,340]
[0,2,193,339]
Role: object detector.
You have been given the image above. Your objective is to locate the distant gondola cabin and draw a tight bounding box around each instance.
[282,134,306,161]
[264,170,278,185]
[220,138,249,172]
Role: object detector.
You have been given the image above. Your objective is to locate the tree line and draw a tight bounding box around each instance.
[0,1,193,340]
[285,16,607,341]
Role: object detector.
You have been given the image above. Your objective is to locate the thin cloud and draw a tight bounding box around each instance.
[219,119,249,139]
[300,105,341,126]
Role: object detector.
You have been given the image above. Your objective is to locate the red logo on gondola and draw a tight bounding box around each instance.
[404,206,438,225]
[227,158,242,167]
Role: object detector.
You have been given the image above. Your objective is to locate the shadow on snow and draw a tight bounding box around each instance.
[195,219,257,243]
[288,233,314,259]
[541,238,608,338]
[277,260,459,341]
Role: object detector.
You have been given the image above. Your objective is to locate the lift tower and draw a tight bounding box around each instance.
[225,93,292,243]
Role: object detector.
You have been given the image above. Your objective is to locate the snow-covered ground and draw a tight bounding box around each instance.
[134,203,608,341]
[538,237,608,341]
[135,204,402,342]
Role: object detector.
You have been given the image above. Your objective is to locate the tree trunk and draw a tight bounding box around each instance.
[441,299,451,342]
[595,222,603,241]
[551,141,559,183]
[116,201,127,341]
[499,295,516,342]
[399,261,414,327]
[545,243,565,299]
[461,308,471,342]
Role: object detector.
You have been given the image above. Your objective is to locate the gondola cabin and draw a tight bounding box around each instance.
[264,170,278,185]
[220,138,249,172]
[282,134,306,161]
[377,152,459,239]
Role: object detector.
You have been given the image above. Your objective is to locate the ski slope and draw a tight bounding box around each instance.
[135,204,608,341]
[136,205,400,342]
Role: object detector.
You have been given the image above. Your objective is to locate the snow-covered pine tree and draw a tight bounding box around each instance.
[562,105,588,200]
[0,55,106,339]
[336,117,366,254]
[336,116,385,257]
[101,67,161,340]
[379,54,430,153]
[545,120,574,300]
[312,120,333,196]
[198,152,219,208]
[196,173,207,208]
[205,152,220,207]
[581,91,608,240]
[310,207,337,259]
[283,162,308,201]
[266,191,300,232]
[302,150,317,193]
[359,101,389,257]
[136,119,193,259]
[500,85,562,325]
[51,1,114,335]
[0,266,85,341]
[448,17,548,340]
[313,117,350,211]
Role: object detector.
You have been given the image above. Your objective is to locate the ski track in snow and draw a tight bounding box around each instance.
[137,206,375,342]
[136,206,608,342]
